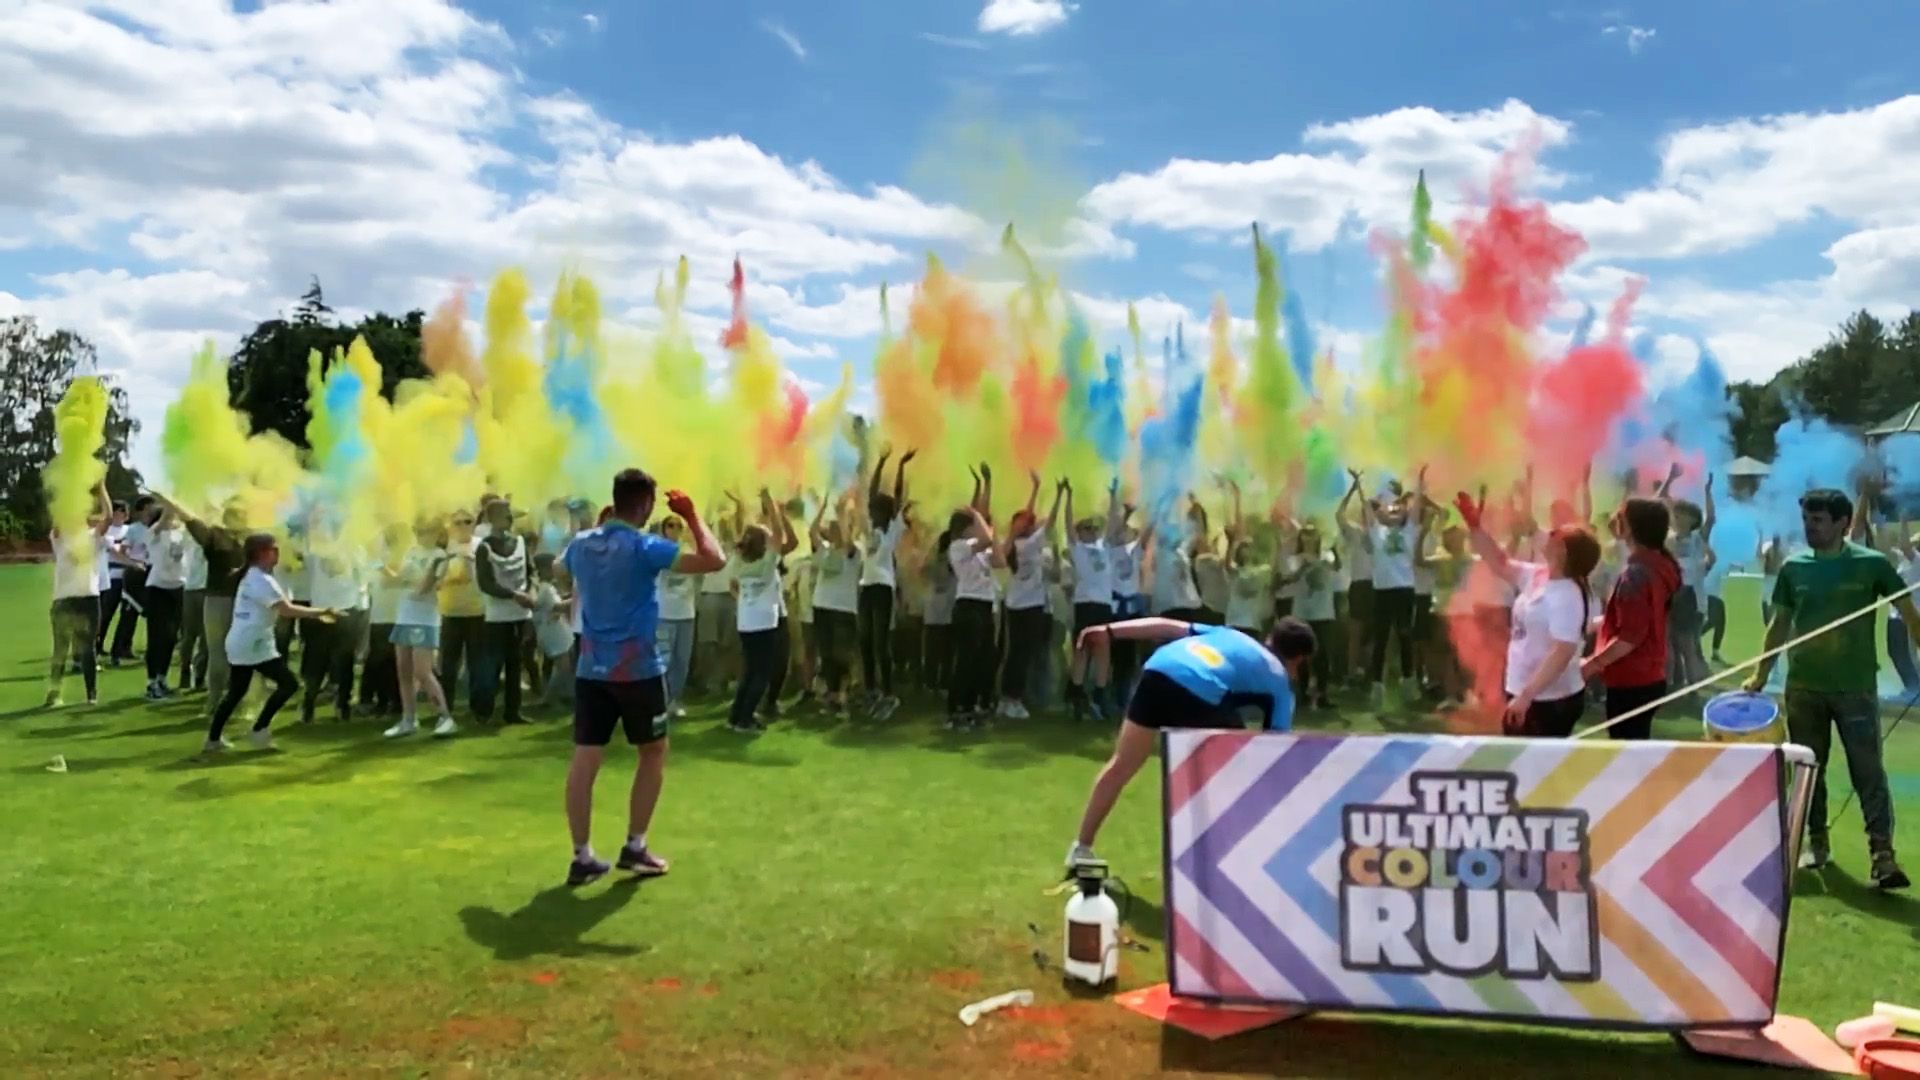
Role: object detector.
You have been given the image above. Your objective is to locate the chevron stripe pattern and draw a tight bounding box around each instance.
[1163,731,1788,1028]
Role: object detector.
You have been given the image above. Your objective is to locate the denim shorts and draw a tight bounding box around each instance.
[390,624,440,649]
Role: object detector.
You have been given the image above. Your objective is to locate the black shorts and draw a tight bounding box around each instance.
[1072,602,1114,635]
[1508,691,1586,738]
[1126,670,1248,730]
[574,676,669,747]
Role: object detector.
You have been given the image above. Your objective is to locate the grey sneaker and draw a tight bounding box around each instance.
[1871,848,1910,890]
[1798,836,1830,871]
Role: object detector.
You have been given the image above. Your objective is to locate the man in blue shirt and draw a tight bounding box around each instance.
[562,469,725,887]
[1065,617,1316,867]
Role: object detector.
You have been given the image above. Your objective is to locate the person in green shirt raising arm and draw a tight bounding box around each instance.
[1744,487,1914,890]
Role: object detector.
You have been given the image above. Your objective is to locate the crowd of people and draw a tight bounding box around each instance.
[37,455,1912,891]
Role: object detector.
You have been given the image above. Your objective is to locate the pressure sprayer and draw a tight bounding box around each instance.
[1063,858,1121,987]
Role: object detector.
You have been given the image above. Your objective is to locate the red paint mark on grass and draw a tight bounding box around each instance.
[1009,1036,1070,1063]
[930,969,981,990]
[530,971,558,986]
[651,977,683,992]
[697,984,719,997]
[1007,1005,1073,1027]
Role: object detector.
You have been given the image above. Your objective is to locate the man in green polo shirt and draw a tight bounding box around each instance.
[1745,488,1912,889]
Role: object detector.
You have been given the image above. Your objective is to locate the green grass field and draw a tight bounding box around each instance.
[2,563,1916,1078]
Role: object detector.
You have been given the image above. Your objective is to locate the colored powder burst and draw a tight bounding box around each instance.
[1277,246,1316,395]
[1140,332,1204,553]
[310,362,379,549]
[1241,225,1300,481]
[1409,169,1434,274]
[546,271,618,497]
[1754,415,1867,538]
[1526,279,1644,503]
[1883,433,1920,501]
[423,290,484,391]
[45,376,108,557]
[1086,349,1128,470]
[162,343,303,525]
[1409,152,1585,494]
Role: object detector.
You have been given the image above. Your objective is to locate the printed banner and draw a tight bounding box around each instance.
[1162,732,1789,1029]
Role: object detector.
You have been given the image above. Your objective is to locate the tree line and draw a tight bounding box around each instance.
[2,281,1916,542]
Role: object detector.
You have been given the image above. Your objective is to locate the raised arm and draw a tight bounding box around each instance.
[808,490,829,550]
[1457,489,1513,580]
[1227,480,1246,546]
[893,450,914,507]
[1337,470,1362,533]
[763,489,799,556]
[1043,477,1065,533]
[867,448,890,511]
[89,479,111,537]
[1104,479,1124,544]
[669,491,726,574]
[1579,463,1594,524]
[1657,461,1681,500]
[1703,472,1717,539]
[1062,480,1077,536]
[979,462,994,519]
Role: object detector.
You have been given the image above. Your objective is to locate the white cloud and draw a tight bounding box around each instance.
[1084,99,1570,249]
[1602,23,1656,55]
[759,19,807,61]
[919,31,987,50]
[978,0,1075,37]
[582,13,602,33]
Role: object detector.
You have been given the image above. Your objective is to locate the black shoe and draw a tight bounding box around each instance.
[567,855,610,887]
[503,715,530,726]
[616,843,670,877]
[727,719,765,734]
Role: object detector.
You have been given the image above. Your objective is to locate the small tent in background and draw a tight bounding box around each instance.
[1866,402,1920,441]
[1726,455,1770,499]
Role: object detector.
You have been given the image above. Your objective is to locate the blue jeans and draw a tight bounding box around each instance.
[1888,615,1920,699]
[1785,689,1894,848]
[656,618,695,704]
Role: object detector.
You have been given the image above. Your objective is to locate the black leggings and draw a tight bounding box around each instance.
[1701,595,1726,653]
[1001,606,1051,700]
[1369,586,1416,683]
[1604,680,1665,741]
[145,586,183,682]
[361,624,399,711]
[858,584,895,694]
[108,568,147,659]
[49,596,99,699]
[732,625,788,724]
[481,620,525,721]
[207,655,299,741]
[300,612,361,717]
[1299,619,1338,702]
[815,608,856,693]
[948,598,997,714]
[922,622,952,690]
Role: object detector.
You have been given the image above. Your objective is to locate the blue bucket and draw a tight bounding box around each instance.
[1702,691,1784,744]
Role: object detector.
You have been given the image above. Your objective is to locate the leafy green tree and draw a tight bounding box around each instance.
[227,278,427,449]
[0,317,141,536]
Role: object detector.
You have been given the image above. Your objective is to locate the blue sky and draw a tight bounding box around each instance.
[4,0,1919,471]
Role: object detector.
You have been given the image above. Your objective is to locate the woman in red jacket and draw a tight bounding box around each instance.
[1581,498,1682,740]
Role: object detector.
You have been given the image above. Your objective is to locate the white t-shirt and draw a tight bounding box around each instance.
[1192,552,1230,614]
[734,553,783,633]
[50,532,101,600]
[660,569,699,622]
[1152,546,1201,613]
[1069,541,1112,606]
[478,536,531,624]
[226,567,287,666]
[1294,553,1339,623]
[925,556,957,625]
[700,551,735,595]
[146,524,189,590]
[1342,524,1373,584]
[814,547,862,614]
[535,582,574,657]
[1504,563,1589,702]
[1225,564,1274,630]
[182,534,208,591]
[1005,532,1049,611]
[859,518,905,588]
[1369,522,1417,590]
[949,539,997,602]
[308,549,367,612]
[103,523,127,584]
[393,547,444,628]
[120,520,152,569]
[1673,532,1707,591]
[1111,540,1142,598]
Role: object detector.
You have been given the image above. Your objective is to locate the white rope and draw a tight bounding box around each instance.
[1568,578,1920,740]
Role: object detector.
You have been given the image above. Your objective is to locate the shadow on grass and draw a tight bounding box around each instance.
[459,880,650,960]
[1157,1013,1737,1078]
[17,721,109,738]
[1816,863,1920,934]
[668,724,803,766]
[0,695,151,722]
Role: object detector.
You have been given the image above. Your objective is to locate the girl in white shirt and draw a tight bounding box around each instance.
[728,490,799,733]
[998,475,1063,720]
[654,517,701,716]
[1063,479,1122,721]
[922,530,958,693]
[808,499,862,712]
[384,523,456,739]
[857,449,914,713]
[1278,523,1341,709]
[203,533,338,753]
[1463,503,1602,738]
[945,505,1002,729]
[45,479,110,709]
[363,523,409,716]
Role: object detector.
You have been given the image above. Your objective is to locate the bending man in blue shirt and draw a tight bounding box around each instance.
[562,469,725,887]
[1067,616,1316,867]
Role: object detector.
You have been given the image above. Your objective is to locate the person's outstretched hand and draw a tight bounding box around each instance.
[1454,491,1484,531]
[666,490,697,521]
